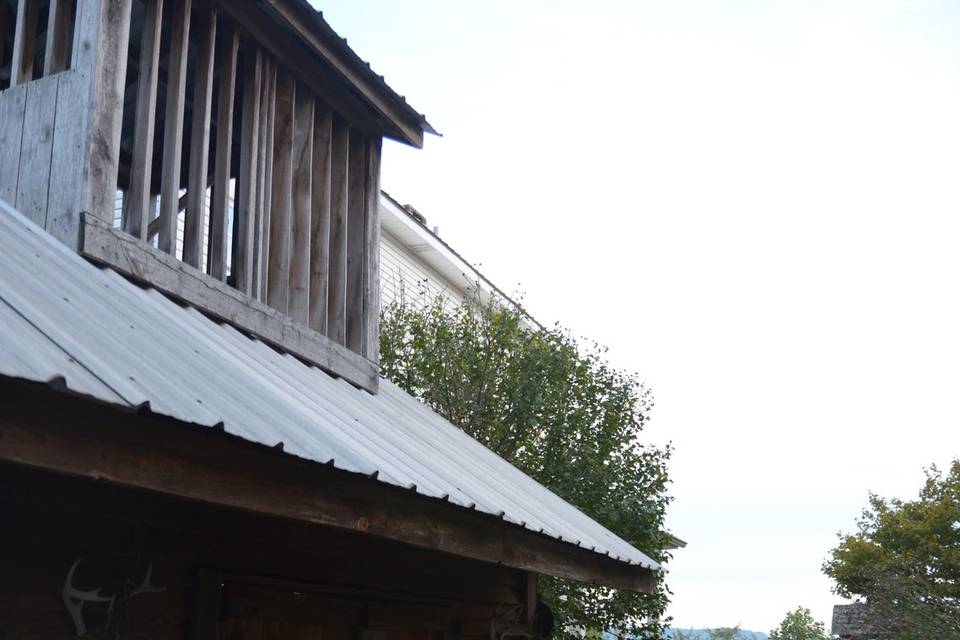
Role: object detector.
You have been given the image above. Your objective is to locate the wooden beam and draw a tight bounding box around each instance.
[182,6,218,269]
[233,46,263,294]
[266,71,295,312]
[43,0,75,75]
[123,0,163,241]
[258,63,277,302]
[327,115,350,345]
[288,86,314,325]
[362,136,382,362]
[207,21,239,281]
[158,0,192,256]
[252,57,275,300]
[80,215,379,391]
[309,104,333,335]
[345,129,366,353]
[0,377,654,593]
[10,0,41,88]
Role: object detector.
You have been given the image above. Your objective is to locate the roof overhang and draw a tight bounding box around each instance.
[0,376,656,593]
[227,0,437,148]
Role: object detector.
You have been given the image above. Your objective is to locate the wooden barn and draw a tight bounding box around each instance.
[0,1,660,638]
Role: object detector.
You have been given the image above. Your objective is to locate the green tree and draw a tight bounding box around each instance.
[380,292,673,639]
[768,607,828,640]
[823,460,960,639]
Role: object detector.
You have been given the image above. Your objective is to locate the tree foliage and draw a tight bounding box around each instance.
[379,292,673,638]
[823,460,960,639]
[768,607,828,640]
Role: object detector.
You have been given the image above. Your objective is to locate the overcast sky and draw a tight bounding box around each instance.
[317,0,960,630]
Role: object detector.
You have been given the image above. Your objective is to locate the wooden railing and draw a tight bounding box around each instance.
[1,0,385,391]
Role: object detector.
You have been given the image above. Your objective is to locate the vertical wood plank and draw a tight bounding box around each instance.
[123,0,163,240]
[208,22,238,280]
[158,0,191,255]
[182,6,217,268]
[345,128,367,353]
[43,0,75,75]
[362,135,382,361]
[16,77,59,227]
[288,86,314,325]
[258,64,277,301]
[327,116,350,345]
[252,57,274,299]
[233,46,263,294]
[10,0,40,87]
[0,86,27,205]
[309,104,333,335]
[266,71,295,311]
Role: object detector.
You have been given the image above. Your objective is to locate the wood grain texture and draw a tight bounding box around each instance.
[124,0,163,240]
[182,5,217,268]
[258,62,277,302]
[266,71,295,312]
[362,136,382,361]
[309,105,333,335]
[234,46,263,294]
[80,215,379,391]
[288,87,314,325]
[10,0,41,87]
[0,84,27,205]
[327,115,349,345]
[15,75,59,227]
[252,57,275,300]
[158,0,191,255]
[345,129,366,353]
[43,0,75,75]
[208,22,239,280]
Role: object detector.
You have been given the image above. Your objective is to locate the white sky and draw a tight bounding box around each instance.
[317,0,960,630]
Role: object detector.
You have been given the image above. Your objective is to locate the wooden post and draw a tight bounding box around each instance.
[345,129,367,353]
[10,0,41,87]
[288,87,314,325]
[44,0,76,75]
[258,64,277,302]
[124,0,163,241]
[158,0,192,256]
[327,115,350,345]
[183,6,217,269]
[208,22,239,280]
[233,46,263,294]
[309,104,333,335]
[252,57,275,300]
[362,135,382,362]
[266,71,295,312]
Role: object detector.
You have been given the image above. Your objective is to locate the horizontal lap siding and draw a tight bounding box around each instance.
[379,230,467,309]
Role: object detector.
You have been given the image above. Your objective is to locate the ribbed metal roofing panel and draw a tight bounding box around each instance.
[0,199,658,570]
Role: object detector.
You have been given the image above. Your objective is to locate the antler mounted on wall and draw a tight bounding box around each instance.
[61,558,166,639]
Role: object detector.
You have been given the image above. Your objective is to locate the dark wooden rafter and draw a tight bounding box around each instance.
[0,377,656,593]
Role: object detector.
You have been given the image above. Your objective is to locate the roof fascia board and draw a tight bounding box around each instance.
[260,0,429,148]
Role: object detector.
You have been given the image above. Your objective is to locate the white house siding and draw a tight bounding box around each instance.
[379,227,468,309]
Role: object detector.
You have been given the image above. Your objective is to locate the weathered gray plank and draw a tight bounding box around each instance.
[345,128,367,353]
[288,86,314,325]
[124,0,163,240]
[183,6,218,268]
[233,46,263,294]
[15,75,59,227]
[266,71,295,312]
[0,85,27,205]
[258,62,277,302]
[327,115,349,345]
[308,104,333,335]
[252,57,274,300]
[11,0,40,87]
[362,135,382,362]
[80,215,379,392]
[158,0,191,256]
[207,21,239,281]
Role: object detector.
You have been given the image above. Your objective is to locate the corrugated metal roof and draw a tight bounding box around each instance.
[0,199,657,571]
